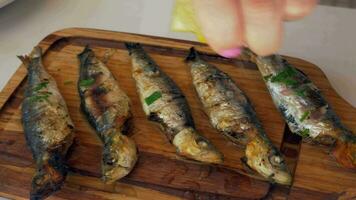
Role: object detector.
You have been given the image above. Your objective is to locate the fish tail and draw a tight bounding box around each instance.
[17,46,42,68]
[185,47,199,63]
[77,45,93,64]
[241,48,257,61]
[17,55,31,66]
[332,139,356,169]
[30,152,67,200]
[124,42,142,55]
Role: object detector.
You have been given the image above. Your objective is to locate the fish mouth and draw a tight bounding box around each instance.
[102,165,132,184]
[102,134,138,183]
[245,137,292,185]
[173,127,223,164]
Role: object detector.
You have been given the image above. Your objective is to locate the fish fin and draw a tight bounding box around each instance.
[77,45,93,62]
[295,68,309,77]
[31,153,67,200]
[332,140,356,169]
[17,46,43,68]
[125,42,143,55]
[240,48,257,61]
[17,55,30,66]
[185,47,199,62]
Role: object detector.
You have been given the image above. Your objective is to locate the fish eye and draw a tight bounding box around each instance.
[269,155,282,166]
[104,155,115,165]
[196,137,208,147]
[198,141,208,147]
[105,159,114,165]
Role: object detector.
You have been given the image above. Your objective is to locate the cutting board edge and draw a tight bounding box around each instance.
[1,27,353,112]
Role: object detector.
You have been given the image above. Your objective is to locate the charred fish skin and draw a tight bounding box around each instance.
[186,48,291,185]
[77,47,137,183]
[125,43,223,164]
[248,51,356,169]
[19,47,75,200]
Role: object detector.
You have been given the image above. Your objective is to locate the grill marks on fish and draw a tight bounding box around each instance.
[126,43,223,164]
[247,50,356,169]
[186,48,292,185]
[19,47,75,200]
[77,47,137,183]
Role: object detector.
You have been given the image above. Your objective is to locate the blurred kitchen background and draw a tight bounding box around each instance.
[319,0,356,8]
[0,0,355,107]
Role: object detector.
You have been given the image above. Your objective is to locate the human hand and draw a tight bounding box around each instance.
[192,0,317,57]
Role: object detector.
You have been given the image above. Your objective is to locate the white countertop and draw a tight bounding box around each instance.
[0,0,355,106]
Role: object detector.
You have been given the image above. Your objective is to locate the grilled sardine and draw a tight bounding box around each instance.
[186,48,292,185]
[125,43,223,164]
[77,47,137,183]
[19,47,75,200]
[245,50,356,169]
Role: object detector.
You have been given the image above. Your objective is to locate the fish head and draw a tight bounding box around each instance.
[102,133,138,183]
[245,136,292,185]
[173,127,223,164]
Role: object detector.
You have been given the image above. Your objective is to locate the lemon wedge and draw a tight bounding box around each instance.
[171,0,206,42]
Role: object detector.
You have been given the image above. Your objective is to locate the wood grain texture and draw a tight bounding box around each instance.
[0,28,355,199]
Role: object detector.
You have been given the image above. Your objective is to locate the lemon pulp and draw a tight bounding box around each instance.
[171,0,207,42]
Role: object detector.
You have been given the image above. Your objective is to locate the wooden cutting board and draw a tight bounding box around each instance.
[0,28,355,200]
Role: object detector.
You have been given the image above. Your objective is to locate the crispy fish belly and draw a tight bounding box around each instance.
[125,43,222,164]
[186,48,291,185]
[19,47,75,200]
[248,50,356,169]
[78,47,137,183]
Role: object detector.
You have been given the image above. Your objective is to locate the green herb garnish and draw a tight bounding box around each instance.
[270,66,296,82]
[299,128,310,137]
[145,91,162,105]
[270,65,299,88]
[79,78,95,87]
[30,81,52,104]
[29,93,51,103]
[295,87,307,97]
[33,81,49,92]
[299,111,310,122]
[64,80,73,85]
[283,79,298,87]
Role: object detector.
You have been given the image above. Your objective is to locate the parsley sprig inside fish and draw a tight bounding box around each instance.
[245,49,356,169]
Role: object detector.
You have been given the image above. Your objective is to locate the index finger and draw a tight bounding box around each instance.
[193,0,244,57]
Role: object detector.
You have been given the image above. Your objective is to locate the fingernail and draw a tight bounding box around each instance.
[218,47,241,58]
